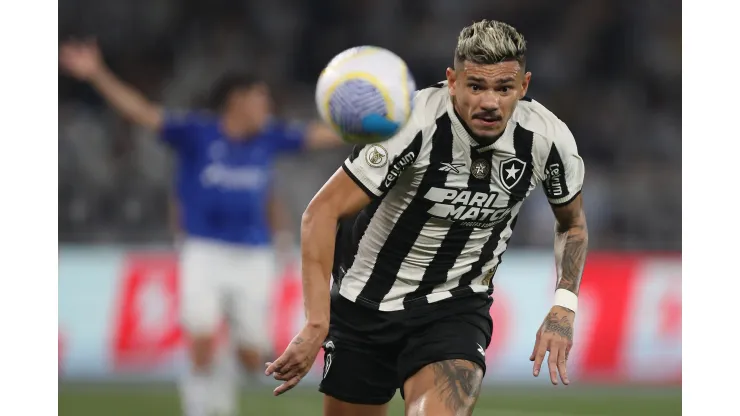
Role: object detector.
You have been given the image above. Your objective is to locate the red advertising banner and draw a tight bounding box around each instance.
[59,249,681,384]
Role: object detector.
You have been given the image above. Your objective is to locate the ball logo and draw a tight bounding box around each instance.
[365,145,388,168]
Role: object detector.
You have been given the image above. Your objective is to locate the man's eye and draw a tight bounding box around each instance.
[470,85,481,91]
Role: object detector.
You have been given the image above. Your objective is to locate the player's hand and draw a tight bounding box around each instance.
[529,305,575,386]
[265,324,327,396]
[59,38,105,81]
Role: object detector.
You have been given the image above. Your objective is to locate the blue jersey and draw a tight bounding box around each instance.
[161,111,306,246]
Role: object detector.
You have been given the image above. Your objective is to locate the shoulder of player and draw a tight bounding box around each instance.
[405,81,449,136]
[513,98,575,148]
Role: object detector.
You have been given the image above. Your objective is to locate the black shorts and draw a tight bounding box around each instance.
[318,287,493,405]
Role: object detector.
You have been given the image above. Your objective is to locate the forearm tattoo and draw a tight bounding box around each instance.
[555,216,588,295]
[431,359,483,415]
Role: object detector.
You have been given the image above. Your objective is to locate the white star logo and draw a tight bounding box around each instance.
[505,164,520,179]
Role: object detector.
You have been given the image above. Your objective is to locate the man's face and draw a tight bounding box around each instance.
[446,60,531,140]
[232,83,272,129]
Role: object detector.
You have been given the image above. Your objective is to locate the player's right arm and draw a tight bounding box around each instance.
[265,120,423,396]
[299,124,423,335]
[60,39,163,131]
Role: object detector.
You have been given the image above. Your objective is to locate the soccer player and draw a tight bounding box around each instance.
[265,20,589,416]
[59,39,341,416]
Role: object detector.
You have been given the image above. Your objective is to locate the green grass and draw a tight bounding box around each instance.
[59,385,681,415]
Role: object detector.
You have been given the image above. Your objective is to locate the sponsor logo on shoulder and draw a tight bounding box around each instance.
[382,150,416,188]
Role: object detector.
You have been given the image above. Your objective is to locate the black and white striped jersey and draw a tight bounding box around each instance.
[333,81,585,311]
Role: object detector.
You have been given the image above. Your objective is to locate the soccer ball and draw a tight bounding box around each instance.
[315,46,416,144]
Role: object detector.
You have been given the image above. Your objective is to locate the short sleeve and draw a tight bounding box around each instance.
[342,123,423,198]
[267,120,307,154]
[160,110,213,152]
[542,126,585,206]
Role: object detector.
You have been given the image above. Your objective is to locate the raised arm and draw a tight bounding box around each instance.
[303,121,344,149]
[60,39,163,131]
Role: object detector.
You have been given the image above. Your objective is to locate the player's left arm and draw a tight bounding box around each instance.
[303,121,343,149]
[530,125,588,386]
[271,120,343,153]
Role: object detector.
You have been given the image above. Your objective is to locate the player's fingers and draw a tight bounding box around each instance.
[273,375,302,396]
[529,330,542,361]
[265,354,291,375]
[547,343,559,385]
[529,339,539,362]
[532,338,549,377]
[557,343,570,385]
[273,365,301,381]
[274,358,300,375]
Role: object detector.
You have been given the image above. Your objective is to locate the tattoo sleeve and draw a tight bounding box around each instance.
[553,198,589,296]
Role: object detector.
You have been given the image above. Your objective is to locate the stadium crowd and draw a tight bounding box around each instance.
[58,0,680,250]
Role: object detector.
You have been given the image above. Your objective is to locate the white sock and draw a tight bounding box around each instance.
[179,369,213,416]
[211,346,239,416]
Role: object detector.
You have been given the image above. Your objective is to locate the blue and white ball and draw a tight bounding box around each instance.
[315,46,416,144]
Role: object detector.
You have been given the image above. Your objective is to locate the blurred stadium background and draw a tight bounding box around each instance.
[58,0,681,414]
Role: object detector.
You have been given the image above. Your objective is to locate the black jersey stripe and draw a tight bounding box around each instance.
[452,124,535,298]
[402,146,494,307]
[543,142,571,202]
[355,114,454,309]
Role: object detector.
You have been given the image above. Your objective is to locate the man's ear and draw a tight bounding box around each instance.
[520,71,532,99]
[446,67,457,96]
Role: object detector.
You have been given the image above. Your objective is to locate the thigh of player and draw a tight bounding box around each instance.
[179,239,227,342]
[319,294,400,416]
[399,303,493,416]
[227,247,275,353]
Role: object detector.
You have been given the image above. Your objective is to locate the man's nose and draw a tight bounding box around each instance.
[479,91,500,111]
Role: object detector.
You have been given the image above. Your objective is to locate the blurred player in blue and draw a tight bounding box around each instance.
[60,39,341,416]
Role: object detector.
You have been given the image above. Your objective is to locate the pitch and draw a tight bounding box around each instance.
[59,384,681,415]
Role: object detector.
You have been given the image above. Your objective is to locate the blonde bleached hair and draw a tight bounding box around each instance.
[454,20,527,68]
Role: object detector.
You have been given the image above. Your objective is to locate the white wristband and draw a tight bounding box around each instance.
[554,289,578,313]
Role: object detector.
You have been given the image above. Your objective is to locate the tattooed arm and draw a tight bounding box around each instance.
[529,194,588,386]
[553,194,589,296]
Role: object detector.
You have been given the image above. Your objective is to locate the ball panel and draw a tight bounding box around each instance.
[322,71,395,135]
[328,78,388,135]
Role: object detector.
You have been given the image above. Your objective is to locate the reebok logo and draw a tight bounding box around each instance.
[439,162,464,173]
